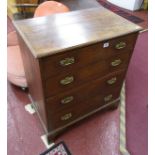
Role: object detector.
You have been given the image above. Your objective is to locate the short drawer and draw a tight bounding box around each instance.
[46,71,125,129]
[102,33,137,58]
[40,33,137,79]
[46,86,121,130]
[44,52,130,97]
[45,74,123,112]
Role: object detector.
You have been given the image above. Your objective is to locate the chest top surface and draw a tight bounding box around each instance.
[13,7,142,58]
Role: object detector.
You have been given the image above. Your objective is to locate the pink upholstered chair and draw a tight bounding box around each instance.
[7,1,70,88]
[7,30,28,88]
[34,1,69,17]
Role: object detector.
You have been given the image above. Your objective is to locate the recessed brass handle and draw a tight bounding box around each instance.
[60,57,75,66]
[61,113,72,121]
[104,94,113,102]
[115,42,126,50]
[60,76,74,85]
[107,77,117,85]
[111,59,122,67]
[61,96,74,104]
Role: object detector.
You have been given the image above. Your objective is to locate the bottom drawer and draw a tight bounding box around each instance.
[46,71,125,130]
[47,89,120,130]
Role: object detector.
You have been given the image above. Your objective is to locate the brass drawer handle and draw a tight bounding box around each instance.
[107,77,117,85]
[104,94,113,102]
[60,76,74,85]
[111,59,122,67]
[61,96,74,104]
[60,57,75,66]
[61,113,72,121]
[115,42,126,50]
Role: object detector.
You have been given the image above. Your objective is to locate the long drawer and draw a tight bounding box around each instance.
[46,71,124,130]
[44,52,130,97]
[40,33,137,79]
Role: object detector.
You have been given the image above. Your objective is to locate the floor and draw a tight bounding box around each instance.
[126,31,148,155]
[56,0,101,11]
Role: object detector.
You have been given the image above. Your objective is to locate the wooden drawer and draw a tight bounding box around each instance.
[102,33,137,58]
[45,74,123,111]
[47,91,121,130]
[44,53,130,97]
[47,84,120,130]
[41,33,137,79]
[46,71,124,129]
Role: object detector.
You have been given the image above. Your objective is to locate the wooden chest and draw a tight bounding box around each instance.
[14,7,142,143]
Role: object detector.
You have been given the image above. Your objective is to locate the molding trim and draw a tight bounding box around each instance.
[119,83,130,155]
[140,29,148,33]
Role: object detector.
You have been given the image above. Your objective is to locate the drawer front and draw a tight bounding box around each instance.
[47,92,120,130]
[44,53,130,97]
[47,93,120,130]
[102,33,137,58]
[41,33,137,79]
[46,72,124,111]
[46,71,124,130]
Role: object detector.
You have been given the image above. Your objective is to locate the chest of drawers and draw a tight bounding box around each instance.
[14,7,142,143]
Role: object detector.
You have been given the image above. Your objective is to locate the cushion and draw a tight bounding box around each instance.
[7,45,27,87]
[7,31,18,46]
[34,1,70,17]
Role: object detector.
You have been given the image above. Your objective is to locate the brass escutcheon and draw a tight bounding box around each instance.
[61,113,72,121]
[60,57,75,66]
[107,77,117,85]
[111,59,122,66]
[104,94,113,102]
[60,76,74,85]
[61,96,74,104]
[115,42,126,49]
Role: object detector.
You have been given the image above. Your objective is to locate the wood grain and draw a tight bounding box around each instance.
[13,7,142,58]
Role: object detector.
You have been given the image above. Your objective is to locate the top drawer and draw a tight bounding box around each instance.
[40,33,138,79]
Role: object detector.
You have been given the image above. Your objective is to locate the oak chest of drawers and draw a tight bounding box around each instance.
[14,7,142,143]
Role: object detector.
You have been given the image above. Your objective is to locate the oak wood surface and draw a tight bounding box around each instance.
[13,7,142,58]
